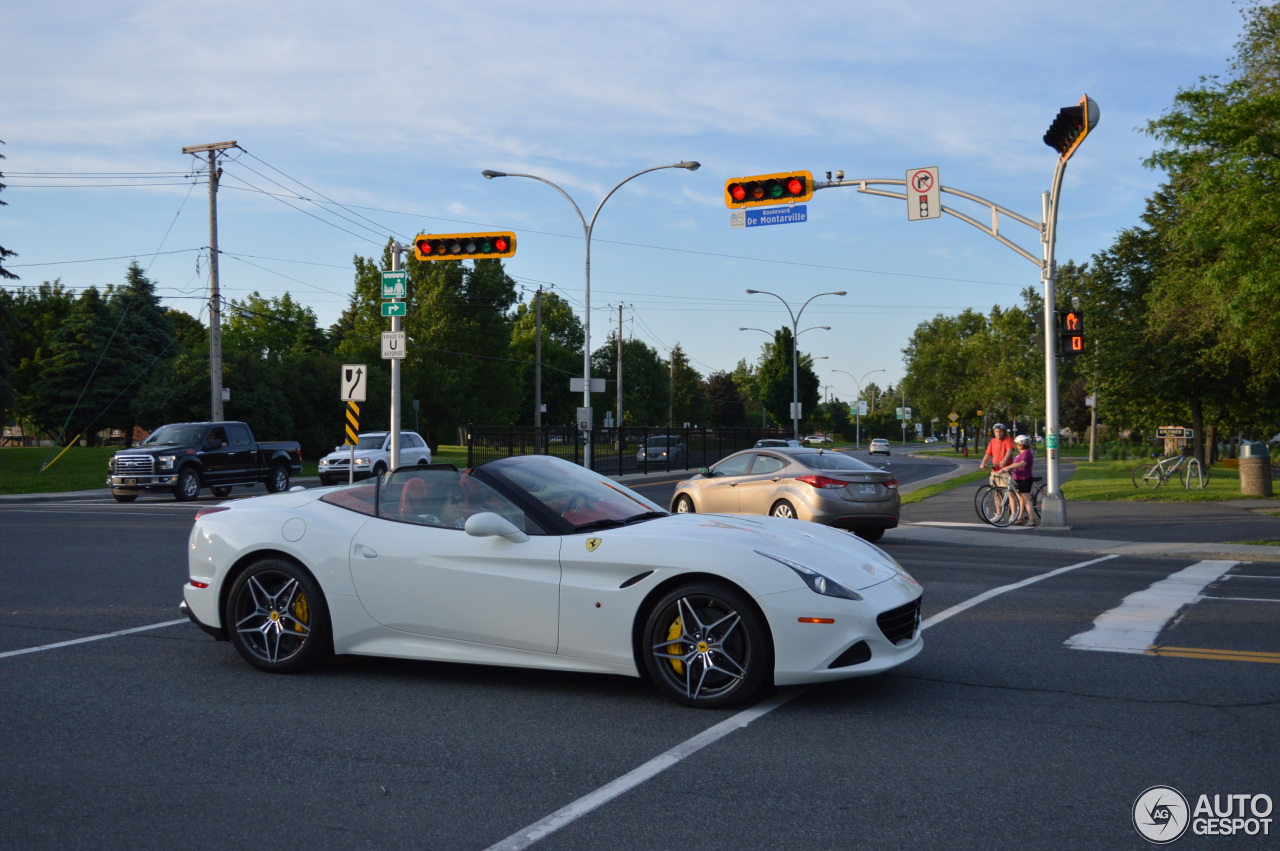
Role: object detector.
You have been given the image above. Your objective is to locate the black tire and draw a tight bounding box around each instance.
[111,491,137,503]
[318,476,332,487]
[1132,463,1160,489]
[973,484,993,524]
[372,463,387,479]
[672,494,696,514]
[265,464,290,494]
[174,468,201,502]
[982,487,1019,527]
[641,582,771,708]
[770,500,798,520]
[211,486,233,498]
[225,558,332,673]
[854,528,885,543]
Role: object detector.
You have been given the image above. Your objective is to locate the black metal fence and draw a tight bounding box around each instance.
[466,426,791,476]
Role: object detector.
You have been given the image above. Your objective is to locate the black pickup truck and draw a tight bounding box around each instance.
[106,421,303,503]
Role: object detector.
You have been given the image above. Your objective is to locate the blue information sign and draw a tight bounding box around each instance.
[730,205,808,228]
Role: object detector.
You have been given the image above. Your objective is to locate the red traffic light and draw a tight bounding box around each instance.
[724,171,814,208]
[1059,309,1084,357]
[413,232,517,261]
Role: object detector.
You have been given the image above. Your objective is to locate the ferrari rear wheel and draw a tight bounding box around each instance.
[225,558,332,674]
[642,582,771,708]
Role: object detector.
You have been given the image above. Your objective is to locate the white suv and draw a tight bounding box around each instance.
[318,431,431,485]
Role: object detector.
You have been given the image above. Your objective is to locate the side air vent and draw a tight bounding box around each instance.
[619,571,655,589]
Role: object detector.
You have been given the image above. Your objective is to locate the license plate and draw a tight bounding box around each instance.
[859,484,877,495]
[126,478,136,486]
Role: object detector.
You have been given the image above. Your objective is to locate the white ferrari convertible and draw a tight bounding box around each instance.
[182,455,923,708]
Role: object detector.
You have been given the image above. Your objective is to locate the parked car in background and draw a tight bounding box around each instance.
[107,421,302,503]
[803,434,834,445]
[671,447,900,542]
[754,438,803,448]
[636,434,686,469]
[318,431,431,485]
[923,436,939,444]
[869,439,891,456]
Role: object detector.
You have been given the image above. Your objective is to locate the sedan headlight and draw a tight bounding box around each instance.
[755,550,863,601]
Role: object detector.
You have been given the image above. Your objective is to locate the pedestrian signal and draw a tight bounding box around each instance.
[1059,308,1084,357]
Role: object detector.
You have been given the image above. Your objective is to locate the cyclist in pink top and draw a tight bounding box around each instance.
[1003,434,1037,526]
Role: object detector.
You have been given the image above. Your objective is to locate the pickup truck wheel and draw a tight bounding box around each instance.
[111,491,137,503]
[265,464,290,494]
[211,487,233,498]
[174,468,201,502]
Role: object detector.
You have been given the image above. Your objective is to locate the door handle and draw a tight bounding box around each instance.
[355,543,378,559]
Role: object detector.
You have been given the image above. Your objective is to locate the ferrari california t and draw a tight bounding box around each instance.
[182,456,923,708]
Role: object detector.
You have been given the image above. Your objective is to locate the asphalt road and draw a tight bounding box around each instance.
[2,483,1277,849]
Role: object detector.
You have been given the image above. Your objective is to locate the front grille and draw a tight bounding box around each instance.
[114,455,155,475]
[877,597,922,645]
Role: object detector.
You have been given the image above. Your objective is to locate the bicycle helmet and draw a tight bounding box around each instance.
[993,423,1007,430]
[1014,434,1031,445]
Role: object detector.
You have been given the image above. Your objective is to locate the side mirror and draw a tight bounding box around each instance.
[699,467,712,477]
[464,511,529,543]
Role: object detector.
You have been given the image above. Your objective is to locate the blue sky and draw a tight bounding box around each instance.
[2,0,1243,402]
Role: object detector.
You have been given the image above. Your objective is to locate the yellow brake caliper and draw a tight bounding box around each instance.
[291,592,311,633]
[666,617,684,674]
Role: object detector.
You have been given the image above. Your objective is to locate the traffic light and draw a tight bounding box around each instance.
[724,171,814,208]
[1059,308,1084,357]
[413,232,516,261]
[1043,95,1099,161]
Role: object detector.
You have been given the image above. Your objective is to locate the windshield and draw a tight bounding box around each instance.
[797,452,879,473]
[355,433,388,450]
[140,424,206,446]
[483,455,666,531]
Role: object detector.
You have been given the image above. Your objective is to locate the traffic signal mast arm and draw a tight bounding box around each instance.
[813,176,1044,266]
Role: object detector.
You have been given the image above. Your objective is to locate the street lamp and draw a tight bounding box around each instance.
[483,161,700,467]
[745,289,846,439]
[833,368,884,446]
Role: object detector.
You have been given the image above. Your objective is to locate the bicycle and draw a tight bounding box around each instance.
[1131,452,1209,490]
[976,476,1045,526]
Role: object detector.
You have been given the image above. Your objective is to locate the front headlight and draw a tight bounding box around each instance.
[755,551,863,601]
[319,458,329,467]
[354,457,370,467]
[158,455,176,470]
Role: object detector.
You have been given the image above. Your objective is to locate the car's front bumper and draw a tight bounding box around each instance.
[107,474,178,491]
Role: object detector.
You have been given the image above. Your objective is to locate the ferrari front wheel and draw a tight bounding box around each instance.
[225,558,332,674]
[642,582,771,708]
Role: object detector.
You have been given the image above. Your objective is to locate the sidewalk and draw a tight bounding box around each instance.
[890,457,1280,563]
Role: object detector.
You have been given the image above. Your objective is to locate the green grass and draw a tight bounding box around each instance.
[900,470,988,505]
[1061,460,1263,502]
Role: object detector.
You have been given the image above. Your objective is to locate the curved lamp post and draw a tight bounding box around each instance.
[833,368,885,446]
[745,289,846,438]
[483,161,700,466]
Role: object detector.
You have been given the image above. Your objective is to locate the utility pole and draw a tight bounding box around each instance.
[183,141,237,422]
[616,304,623,444]
[535,286,543,436]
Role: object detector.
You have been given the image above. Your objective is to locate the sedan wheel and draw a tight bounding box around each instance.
[225,558,332,673]
[642,583,770,708]
[672,494,695,514]
[770,500,797,520]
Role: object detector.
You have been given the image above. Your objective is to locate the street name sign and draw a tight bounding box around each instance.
[729,205,808,229]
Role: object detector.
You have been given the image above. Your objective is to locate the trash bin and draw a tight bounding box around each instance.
[1239,442,1273,497]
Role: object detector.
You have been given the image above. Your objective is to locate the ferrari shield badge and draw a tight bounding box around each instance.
[585,538,602,552]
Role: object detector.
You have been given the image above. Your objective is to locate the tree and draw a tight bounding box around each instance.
[669,344,706,428]
[754,327,820,433]
[591,334,667,427]
[0,141,17,281]
[509,290,584,427]
[704,371,746,428]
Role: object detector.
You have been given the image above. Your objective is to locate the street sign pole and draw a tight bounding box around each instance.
[389,250,403,474]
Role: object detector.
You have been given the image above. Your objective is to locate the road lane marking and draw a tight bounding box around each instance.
[0,619,188,659]
[1145,646,1280,664]
[1064,560,1239,654]
[488,554,1116,850]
